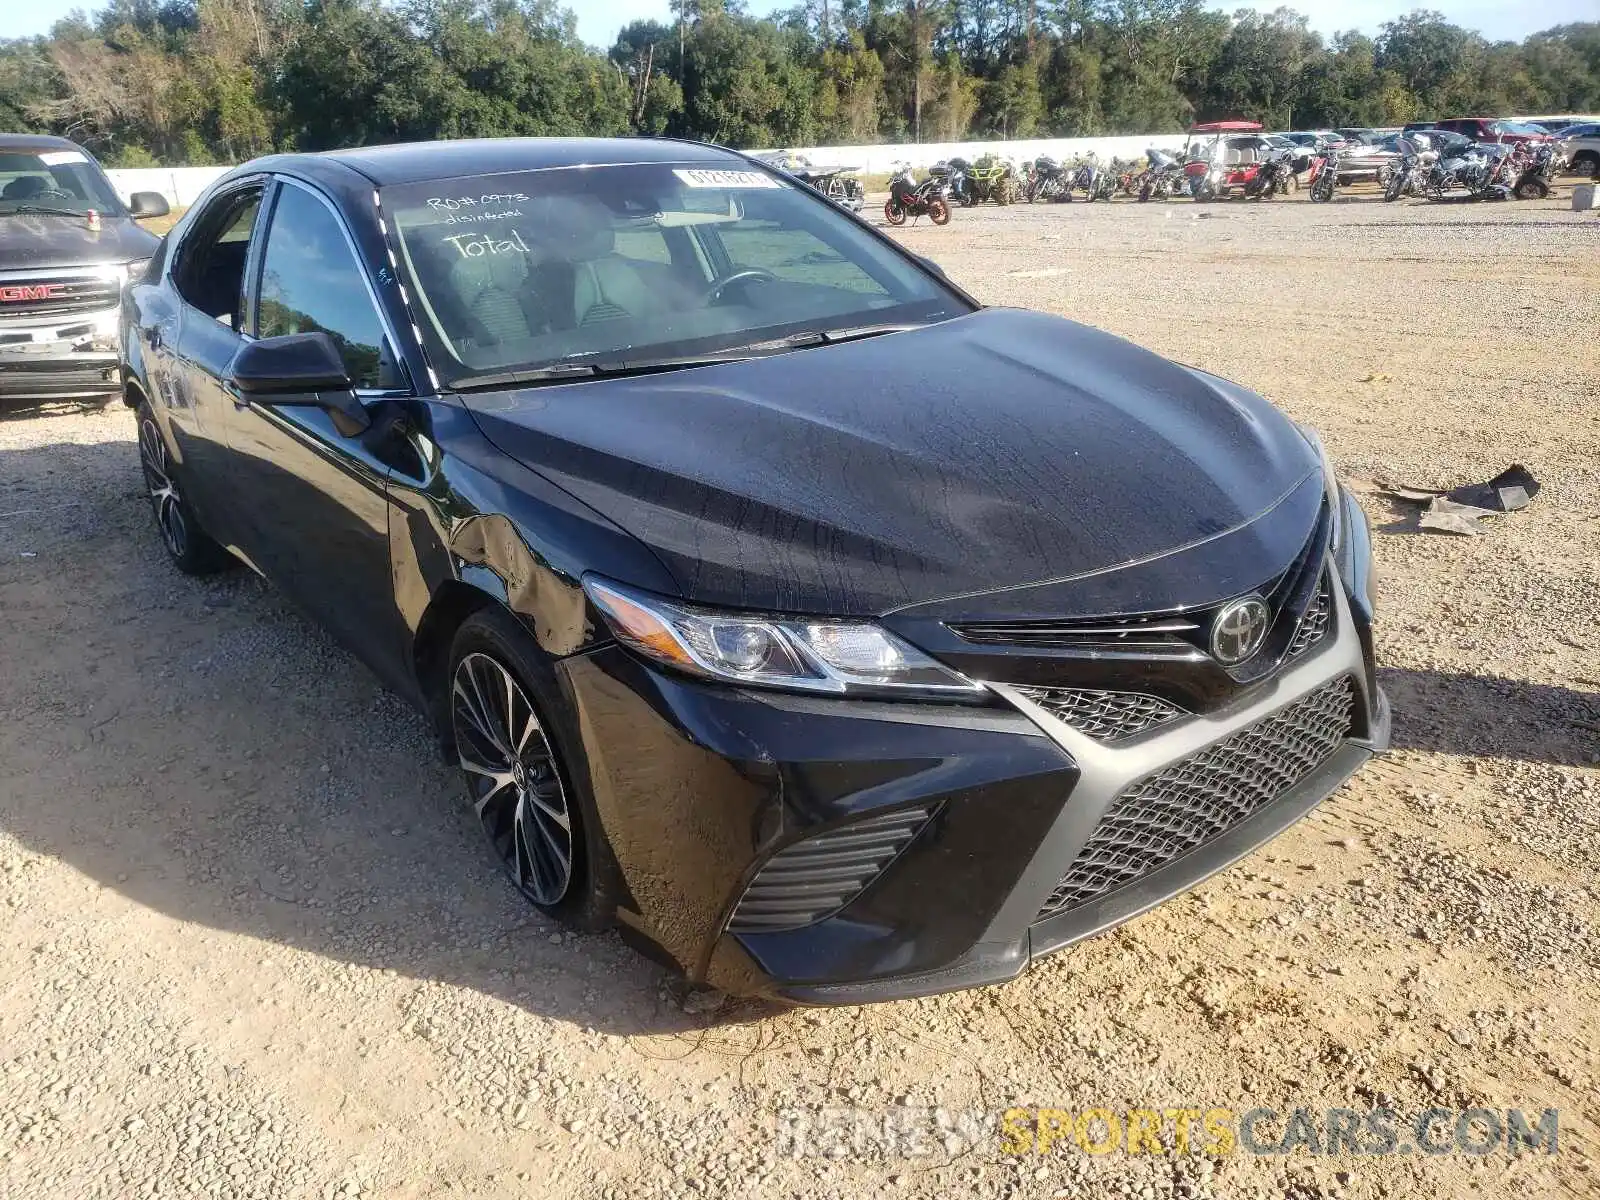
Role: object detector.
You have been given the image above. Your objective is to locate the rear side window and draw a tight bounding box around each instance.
[173,187,263,327]
[255,183,400,390]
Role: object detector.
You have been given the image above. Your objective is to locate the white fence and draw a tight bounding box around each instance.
[769,135,1188,174]
[105,166,231,208]
[100,136,1197,208]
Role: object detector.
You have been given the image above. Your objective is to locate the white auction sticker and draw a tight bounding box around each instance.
[38,150,88,166]
[673,169,781,189]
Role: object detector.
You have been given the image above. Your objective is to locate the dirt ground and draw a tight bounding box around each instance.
[1,187,1597,1200]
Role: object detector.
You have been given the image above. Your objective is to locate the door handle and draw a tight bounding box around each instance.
[148,325,164,351]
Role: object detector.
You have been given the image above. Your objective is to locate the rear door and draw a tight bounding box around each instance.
[217,176,414,688]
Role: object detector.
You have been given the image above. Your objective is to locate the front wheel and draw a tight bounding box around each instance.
[884,199,907,226]
[928,197,951,225]
[1310,176,1334,203]
[136,402,231,575]
[449,608,617,930]
[1384,172,1406,202]
[1513,176,1549,200]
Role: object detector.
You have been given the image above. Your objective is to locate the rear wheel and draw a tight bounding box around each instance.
[884,199,907,226]
[136,402,231,575]
[1513,176,1549,200]
[928,197,951,225]
[448,608,617,930]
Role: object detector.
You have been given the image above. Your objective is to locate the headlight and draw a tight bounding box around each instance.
[1296,423,1344,552]
[584,577,985,700]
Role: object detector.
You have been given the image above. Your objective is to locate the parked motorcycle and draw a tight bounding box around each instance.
[1137,148,1184,201]
[1066,153,1106,202]
[1308,146,1341,202]
[1383,138,1434,201]
[883,163,952,226]
[1245,150,1303,199]
[1425,142,1500,200]
[1512,142,1563,200]
[1026,155,1069,202]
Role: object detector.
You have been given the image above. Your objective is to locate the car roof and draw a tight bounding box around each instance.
[1190,121,1263,133]
[256,137,750,189]
[0,133,95,154]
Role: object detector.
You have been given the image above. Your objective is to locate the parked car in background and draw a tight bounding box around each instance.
[0,133,169,406]
[1283,131,1344,152]
[119,135,1388,1004]
[1334,128,1383,145]
[1433,118,1552,146]
[1560,124,1600,177]
[1336,135,1406,183]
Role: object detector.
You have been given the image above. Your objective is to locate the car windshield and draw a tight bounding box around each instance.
[0,147,123,216]
[382,163,968,385]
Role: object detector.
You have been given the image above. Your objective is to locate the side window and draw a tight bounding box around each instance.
[173,188,262,328]
[255,184,402,390]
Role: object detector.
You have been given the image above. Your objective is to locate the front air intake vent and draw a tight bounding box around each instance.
[1014,686,1188,742]
[727,806,935,933]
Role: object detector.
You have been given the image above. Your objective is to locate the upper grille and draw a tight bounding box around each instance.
[1035,676,1354,920]
[0,275,120,320]
[1285,581,1332,662]
[727,805,934,933]
[950,611,1202,655]
[1016,686,1187,742]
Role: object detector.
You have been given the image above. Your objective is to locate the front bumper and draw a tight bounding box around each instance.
[0,306,121,401]
[560,497,1386,1004]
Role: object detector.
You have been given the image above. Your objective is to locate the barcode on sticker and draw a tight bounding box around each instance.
[673,169,781,189]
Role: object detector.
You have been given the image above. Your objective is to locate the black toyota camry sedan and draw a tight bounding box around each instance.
[120,138,1388,1003]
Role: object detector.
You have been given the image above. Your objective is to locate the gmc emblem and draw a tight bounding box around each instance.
[0,283,67,302]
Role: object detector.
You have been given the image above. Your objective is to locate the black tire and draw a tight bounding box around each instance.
[135,402,231,575]
[448,606,618,931]
[1138,182,1152,202]
[1310,175,1334,203]
[884,199,906,226]
[1384,171,1406,202]
[928,197,951,225]
[1572,151,1599,179]
[1513,176,1549,200]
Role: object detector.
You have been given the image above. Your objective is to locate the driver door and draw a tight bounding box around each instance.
[216,177,414,689]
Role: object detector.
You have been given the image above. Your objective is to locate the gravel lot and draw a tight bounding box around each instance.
[1,189,1597,1200]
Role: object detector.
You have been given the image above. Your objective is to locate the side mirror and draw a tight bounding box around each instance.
[228,332,372,434]
[128,191,170,220]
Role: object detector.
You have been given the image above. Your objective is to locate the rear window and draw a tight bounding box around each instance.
[0,147,122,216]
[380,162,965,384]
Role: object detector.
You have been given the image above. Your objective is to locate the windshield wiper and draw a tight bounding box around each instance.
[453,351,758,391]
[0,204,93,219]
[816,321,929,345]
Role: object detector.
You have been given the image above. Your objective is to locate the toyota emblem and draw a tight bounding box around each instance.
[1210,596,1272,666]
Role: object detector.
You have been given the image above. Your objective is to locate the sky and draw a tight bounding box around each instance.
[2,0,1591,50]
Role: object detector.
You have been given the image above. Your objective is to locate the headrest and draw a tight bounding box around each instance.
[448,249,528,302]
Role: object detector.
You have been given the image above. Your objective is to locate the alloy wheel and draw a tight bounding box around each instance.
[452,651,573,906]
[138,417,188,559]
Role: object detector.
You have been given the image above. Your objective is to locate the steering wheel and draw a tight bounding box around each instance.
[702,268,777,306]
[29,187,79,204]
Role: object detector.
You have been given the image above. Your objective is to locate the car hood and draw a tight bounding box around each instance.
[464,308,1320,617]
[0,214,158,270]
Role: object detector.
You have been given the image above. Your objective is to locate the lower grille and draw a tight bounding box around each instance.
[1035,676,1354,920]
[727,805,934,933]
[1016,687,1187,742]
